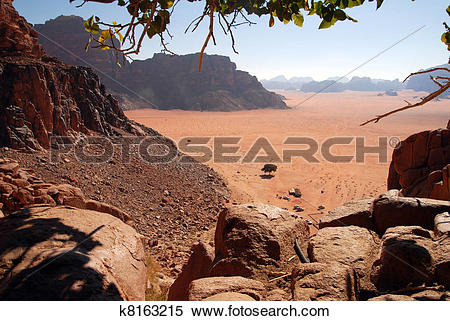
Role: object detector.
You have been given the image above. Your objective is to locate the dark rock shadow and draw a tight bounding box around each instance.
[0,206,123,300]
[259,174,274,179]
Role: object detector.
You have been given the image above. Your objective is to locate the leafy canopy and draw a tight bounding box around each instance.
[74,0,395,66]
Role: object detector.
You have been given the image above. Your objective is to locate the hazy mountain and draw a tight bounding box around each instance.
[262,74,404,92]
[405,63,450,97]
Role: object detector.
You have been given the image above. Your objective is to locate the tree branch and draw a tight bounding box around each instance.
[361,68,450,126]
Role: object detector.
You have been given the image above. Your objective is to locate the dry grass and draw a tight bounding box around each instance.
[145,254,168,301]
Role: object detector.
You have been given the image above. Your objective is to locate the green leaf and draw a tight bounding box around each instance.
[376,0,384,10]
[447,5,450,17]
[334,9,347,21]
[319,17,337,29]
[292,13,304,27]
[84,16,100,34]
[118,0,126,6]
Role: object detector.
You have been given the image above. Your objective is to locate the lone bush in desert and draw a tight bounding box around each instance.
[261,164,277,176]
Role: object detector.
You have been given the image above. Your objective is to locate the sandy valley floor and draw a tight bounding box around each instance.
[126,90,448,227]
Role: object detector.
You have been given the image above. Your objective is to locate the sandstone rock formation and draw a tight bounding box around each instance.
[308,226,380,295]
[0,2,154,150]
[0,205,146,300]
[372,192,450,234]
[0,157,131,223]
[211,203,309,279]
[34,16,287,111]
[187,276,265,301]
[34,15,127,92]
[318,198,373,229]
[387,128,450,201]
[371,226,435,291]
[0,0,44,58]
[290,263,358,301]
[167,241,214,301]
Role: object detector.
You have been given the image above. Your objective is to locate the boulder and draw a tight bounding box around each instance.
[308,226,380,294]
[411,290,449,301]
[187,276,265,301]
[371,226,435,291]
[0,205,147,300]
[211,203,309,279]
[290,263,357,301]
[434,212,450,236]
[0,159,19,175]
[203,292,256,301]
[168,241,214,301]
[85,199,131,223]
[46,184,85,208]
[372,194,450,234]
[434,234,450,288]
[387,128,450,201]
[319,198,373,230]
[368,294,415,301]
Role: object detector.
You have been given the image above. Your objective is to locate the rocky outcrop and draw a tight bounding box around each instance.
[308,226,380,295]
[0,205,146,300]
[387,128,450,201]
[34,15,287,111]
[0,158,131,223]
[0,0,44,58]
[372,192,450,234]
[167,241,214,301]
[168,203,310,301]
[290,263,358,301]
[371,226,435,291]
[187,276,265,301]
[34,15,127,92]
[0,2,154,150]
[211,203,309,279]
[318,198,373,229]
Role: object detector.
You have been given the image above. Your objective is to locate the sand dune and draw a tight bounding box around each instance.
[126,90,448,227]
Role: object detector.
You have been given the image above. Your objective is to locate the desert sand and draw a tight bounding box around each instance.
[126,90,448,227]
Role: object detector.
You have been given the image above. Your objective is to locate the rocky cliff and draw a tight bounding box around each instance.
[0,1,152,150]
[34,15,286,111]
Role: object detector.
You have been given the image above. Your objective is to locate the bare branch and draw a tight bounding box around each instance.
[361,81,450,126]
[361,68,450,126]
[403,67,450,82]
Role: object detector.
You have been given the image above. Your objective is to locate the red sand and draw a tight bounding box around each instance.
[126,90,448,225]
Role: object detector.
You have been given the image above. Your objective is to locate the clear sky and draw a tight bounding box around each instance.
[13,0,450,81]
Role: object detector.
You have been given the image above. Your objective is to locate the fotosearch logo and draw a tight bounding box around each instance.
[49,135,401,165]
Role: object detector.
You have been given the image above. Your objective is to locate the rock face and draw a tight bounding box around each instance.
[34,16,287,111]
[308,226,380,294]
[387,128,450,201]
[370,226,435,291]
[372,193,450,234]
[0,3,153,150]
[167,241,214,301]
[211,203,310,279]
[318,198,373,229]
[290,263,357,301]
[0,0,44,58]
[34,15,127,92]
[0,205,146,300]
[187,276,265,301]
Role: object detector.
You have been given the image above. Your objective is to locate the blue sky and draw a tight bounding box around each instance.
[14,0,450,81]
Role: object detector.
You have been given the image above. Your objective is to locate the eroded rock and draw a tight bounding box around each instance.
[0,205,146,300]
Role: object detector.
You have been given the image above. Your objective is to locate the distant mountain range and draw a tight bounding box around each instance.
[34,15,286,111]
[262,65,449,97]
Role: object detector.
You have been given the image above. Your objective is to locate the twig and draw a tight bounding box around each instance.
[361,68,450,126]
